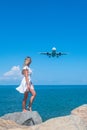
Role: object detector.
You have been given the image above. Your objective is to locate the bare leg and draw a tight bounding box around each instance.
[22,92,28,112]
[29,88,36,111]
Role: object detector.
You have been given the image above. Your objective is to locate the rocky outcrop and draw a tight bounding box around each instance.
[1,111,42,126]
[0,104,87,130]
[33,115,87,130]
[71,104,87,127]
[0,118,22,130]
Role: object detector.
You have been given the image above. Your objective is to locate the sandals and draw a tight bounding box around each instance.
[27,106,32,111]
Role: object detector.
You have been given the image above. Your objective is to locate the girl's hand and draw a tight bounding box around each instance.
[26,84,30,91]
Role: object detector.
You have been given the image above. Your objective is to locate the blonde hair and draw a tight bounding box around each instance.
[22,56,31,74]
[24,56,31,66]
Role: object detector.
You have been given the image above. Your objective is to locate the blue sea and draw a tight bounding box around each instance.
[0,85,87,121]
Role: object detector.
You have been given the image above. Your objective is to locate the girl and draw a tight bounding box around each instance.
[16,56,36,112]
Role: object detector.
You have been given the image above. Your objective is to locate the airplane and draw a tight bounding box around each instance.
[40,47,67,58]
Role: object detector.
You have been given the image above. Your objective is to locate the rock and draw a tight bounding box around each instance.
[1,105,87,130]
[71,104,87,126]
[33,115,87,130]
[0,118,22,130]
[1,111,42,126]
[0,115,87,130]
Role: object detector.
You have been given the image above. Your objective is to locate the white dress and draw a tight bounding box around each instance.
[16,66,34,94]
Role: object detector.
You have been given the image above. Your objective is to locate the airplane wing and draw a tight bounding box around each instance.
[40,52,52,56]
[56,52,67,56]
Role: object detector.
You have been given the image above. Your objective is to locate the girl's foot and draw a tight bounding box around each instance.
[27,106,32,111]
[23,109,27,112]
[29,107,32,111]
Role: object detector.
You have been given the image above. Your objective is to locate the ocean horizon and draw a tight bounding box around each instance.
[0,85,87,121]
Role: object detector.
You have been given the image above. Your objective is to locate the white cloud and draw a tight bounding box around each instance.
[0,65,23,81]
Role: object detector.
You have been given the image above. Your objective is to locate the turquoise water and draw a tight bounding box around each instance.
[0,85,87,121]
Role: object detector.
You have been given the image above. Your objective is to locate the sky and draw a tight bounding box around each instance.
[0,0,87,85]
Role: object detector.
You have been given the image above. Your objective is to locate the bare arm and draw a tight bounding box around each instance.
[23,69,30,91]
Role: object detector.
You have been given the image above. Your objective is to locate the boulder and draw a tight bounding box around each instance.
[0,114,87,130]
[0,118,22,130]
[71,104,87,126]
[1,111,42,126]
[1,105,87,130]
[32,115,87,130]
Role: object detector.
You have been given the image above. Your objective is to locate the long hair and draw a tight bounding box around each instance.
[24,56,31,66]
[22,56,31,74]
